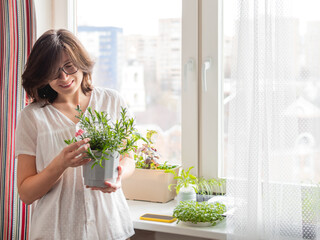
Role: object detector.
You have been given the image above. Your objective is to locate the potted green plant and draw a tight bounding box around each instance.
[196,177,226,202]
[173,200,226,227]
[121,130,181,203]
[65,106,140,187]
[166,166,198,202]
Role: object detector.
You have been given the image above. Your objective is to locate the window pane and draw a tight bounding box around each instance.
[77,0,182,165]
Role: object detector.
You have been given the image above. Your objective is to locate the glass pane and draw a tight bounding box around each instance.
[77,0,182,165]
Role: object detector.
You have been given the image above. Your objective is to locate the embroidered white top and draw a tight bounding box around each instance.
[15,87,135,240]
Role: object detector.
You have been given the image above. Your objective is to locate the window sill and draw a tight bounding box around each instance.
[127,199,227,240]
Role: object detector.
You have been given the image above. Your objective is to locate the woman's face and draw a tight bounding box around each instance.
[49,51,84,98]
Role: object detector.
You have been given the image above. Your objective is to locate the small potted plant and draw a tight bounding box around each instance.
[196,177,226,202]
[166,166,198,202]
[121,130,181,203]
[173,200,226,227]
[65,106,140,187]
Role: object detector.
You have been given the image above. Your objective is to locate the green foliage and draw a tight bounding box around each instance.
[64,138,76,145]
[146,130,157,144]
[156,161,178,170]
[64,106,141,168]
[173,200,226,226]
[197,177,226,196]
[166,166,198,194]
[134,129,178,170]
[134,129,159,169]
[135,156,177,170]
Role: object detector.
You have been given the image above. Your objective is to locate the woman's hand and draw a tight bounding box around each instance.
[17,138,91,205]
[87,166,122,193]
[57,138,92,170]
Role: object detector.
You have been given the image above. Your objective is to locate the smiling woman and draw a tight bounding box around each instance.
[22,29,94,106]
[16,29,136,240]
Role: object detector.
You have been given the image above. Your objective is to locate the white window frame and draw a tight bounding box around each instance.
[181,0,199,175]
[34,0,224,179]
[182,0,223,179]
[200,0,223,179]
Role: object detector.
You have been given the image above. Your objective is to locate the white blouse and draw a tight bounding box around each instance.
[15,87,134,240]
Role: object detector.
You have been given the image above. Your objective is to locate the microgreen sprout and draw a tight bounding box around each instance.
[173,200,226,226]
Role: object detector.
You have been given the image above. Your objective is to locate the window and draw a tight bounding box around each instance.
[77,0,182,166]
[44,0,225,178]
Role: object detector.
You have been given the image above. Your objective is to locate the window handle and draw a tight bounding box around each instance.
[184,58,194,91]
[202,58,212,92]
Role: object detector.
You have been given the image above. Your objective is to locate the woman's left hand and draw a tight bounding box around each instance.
[86,166,122,193]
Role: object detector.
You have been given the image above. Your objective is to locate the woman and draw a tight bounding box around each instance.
[15,29,135,240]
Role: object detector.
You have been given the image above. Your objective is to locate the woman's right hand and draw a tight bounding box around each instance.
[17,138,92,204]
[57,138,92,169]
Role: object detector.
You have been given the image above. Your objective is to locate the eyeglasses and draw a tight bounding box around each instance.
[53,62,78,80]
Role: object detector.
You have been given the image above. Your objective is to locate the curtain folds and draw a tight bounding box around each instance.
[226,0,320,239]
[0,0,36,239]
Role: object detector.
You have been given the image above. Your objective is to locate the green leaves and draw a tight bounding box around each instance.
[146,130,157,144]
[64,106,140,168]
[156,161,178,170]
[133,129,172,170]
[197,177,225,195]
[173,201,226,226]
[166,166,198,194]
[64,138,76,145]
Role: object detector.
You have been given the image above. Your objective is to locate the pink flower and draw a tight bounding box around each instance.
[75,129,85,137]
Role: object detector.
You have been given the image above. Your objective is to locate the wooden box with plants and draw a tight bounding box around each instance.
[65,106,140,187]
[121,130,181,203]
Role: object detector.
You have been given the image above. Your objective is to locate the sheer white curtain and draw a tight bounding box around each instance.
[226,0,320,239]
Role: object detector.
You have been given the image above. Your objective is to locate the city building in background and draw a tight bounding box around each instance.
[77,17,182,165]
[120,60,146,113]
[157,18,181,95]
[78,26,123,89]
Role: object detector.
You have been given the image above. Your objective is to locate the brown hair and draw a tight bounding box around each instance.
[22,29,94,105]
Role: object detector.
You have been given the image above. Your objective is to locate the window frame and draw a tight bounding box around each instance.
[201,0,224,179]
[182,0,223,179]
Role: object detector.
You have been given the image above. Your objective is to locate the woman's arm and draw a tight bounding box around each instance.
[17,138,91,204]
[119,156,135,180]
[17,154,65,204]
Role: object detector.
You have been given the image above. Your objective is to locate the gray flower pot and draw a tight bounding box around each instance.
[82,150,120,187]
[196,194,214,202]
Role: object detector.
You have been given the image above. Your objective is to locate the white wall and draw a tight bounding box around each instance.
[33,0,75,38]
[34,0,53,38]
